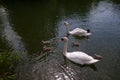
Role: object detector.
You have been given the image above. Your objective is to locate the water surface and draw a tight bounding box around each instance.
[0,0,120,80]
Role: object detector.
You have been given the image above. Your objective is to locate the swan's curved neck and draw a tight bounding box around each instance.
[65,25,70,34]
[63,41,68,56]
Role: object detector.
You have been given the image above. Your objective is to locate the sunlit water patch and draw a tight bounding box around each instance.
[0,6,26,52]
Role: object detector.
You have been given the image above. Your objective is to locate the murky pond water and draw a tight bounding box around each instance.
[0,0,120,80]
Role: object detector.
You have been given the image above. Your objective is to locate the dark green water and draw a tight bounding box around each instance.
[0,0,120,80]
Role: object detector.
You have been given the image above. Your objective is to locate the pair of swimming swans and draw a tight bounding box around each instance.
[64,22,91,37]
[61,22,100,65]
[61,37,100,65]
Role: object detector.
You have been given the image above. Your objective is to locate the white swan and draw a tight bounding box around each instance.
[64,22,91,37]
[61,37,100,65]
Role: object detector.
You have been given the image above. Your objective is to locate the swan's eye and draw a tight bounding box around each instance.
[61,38,64,41]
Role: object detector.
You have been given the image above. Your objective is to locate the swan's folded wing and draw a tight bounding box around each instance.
[70,28,87,35]
[66,52,93,61]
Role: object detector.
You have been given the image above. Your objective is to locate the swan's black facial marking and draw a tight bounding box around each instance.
[64,22,69,26]
[87,29,90,33]
[61,38,64,41]
[61,37,68,42]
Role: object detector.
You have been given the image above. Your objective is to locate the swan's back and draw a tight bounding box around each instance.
[69,28,89,36]
[66,51,99,65]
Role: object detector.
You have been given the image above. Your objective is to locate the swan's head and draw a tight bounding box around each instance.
[87,29,90,33]
[61,37,68,42]
[64,22,70,34]
[64,21,69,27]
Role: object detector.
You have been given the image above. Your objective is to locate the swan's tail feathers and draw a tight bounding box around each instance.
[94,54,103,60]
[87,59,100,64]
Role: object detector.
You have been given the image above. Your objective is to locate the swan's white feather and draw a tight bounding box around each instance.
[64,22,91,37]
[66,51,99,65]
[61,37,100,65]
[69,28,88,36]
